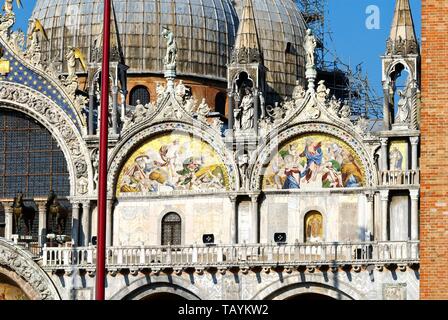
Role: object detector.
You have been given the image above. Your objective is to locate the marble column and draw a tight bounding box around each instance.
[71,202,80,246]
[112,86,119,135]
[88,91,95,136]
[229,195,238,244]
[120,92,127,121]
[382,86,391,131]
[410,137,419,171]
[227,91,234,135]
[81,201,91,246]
[365,192,375,241]
[35,201,47,247]
[380,138,389,171]
[250,194,259,244]
[253,88,259,136]
[410,190,419,240]
[380,190,389,241]
[2,202,14,240]
[106,200,114,247]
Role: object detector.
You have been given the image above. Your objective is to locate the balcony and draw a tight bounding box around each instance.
[41,241,420,272]
[379,170,420,186]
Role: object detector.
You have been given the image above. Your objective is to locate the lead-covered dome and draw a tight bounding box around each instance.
[31,0,239,81]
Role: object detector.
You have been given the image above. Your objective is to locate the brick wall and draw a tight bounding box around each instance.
[420,0,448,300]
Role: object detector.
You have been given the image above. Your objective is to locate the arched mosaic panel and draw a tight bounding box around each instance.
[116,132,230,196]
[263,133,366,190]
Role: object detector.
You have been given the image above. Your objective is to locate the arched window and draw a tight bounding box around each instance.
[0,110,71,237]
[0,110,70,198]
[130,85,150,106]
[215,92,226,116]
[304,211,323,243]
[161,212,182,245]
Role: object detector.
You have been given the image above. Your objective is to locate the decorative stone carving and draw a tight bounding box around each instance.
[0,239,60,300]
[156,82,166,103]
[316,80,330,101]
[175,80,189,102]
[383,283,407,300]
[211,117,223,133]
[196,98,210,121]
[25,21,44,68]
[0,5,15,38]
[0,82,91,195]
[338,101,352,121]
[183,96,197,114]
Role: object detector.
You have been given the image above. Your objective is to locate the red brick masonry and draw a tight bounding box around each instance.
[420,0,448,300]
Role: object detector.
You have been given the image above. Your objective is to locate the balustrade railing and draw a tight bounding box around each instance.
[41,241,420,269]
[379,170,419,186]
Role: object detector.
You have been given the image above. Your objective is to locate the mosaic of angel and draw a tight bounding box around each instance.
[117,133,229,195]
[263,134,365,190]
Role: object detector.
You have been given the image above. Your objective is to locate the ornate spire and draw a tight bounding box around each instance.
[386,0,419,55]
[231,0,262,64]
[90,1,123,63]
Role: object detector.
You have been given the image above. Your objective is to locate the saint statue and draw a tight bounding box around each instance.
[395,90,410,124]
[197,98,210,119]
[304,29,317,68]
[162,27,177,67]
[240,88,254,130]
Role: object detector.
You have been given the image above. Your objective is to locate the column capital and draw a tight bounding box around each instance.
[380,137,389,146]
[229,194,238,203]
[81,200,91,208]
[410,136,419,145]
[380,190,389,201]
[410,189,420,200]
[365,191,375,202]
[249,193,260,203]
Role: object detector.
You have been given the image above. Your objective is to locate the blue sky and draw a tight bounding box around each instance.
[11,0,421,96]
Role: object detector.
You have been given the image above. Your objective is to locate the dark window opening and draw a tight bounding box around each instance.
[215,92,227,116]
[130,85,150,106]
[161,212,181,246]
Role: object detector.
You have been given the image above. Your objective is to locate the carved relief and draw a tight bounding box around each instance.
[0,82,91,195]
[0,239,60,300]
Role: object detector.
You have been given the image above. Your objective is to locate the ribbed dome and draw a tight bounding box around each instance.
[31,0,239,81]
[234,0,308,98]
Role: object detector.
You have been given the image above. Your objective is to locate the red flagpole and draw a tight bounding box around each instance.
[96,0,111,301]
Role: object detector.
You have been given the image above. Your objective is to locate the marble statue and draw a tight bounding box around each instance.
[162,27,177,67]
[395,90,411,124]
[237,153,250,190]
[240,88,254,130]
[292,80,306,103]
[304,29,317,68]
[197,98,210,120]
[133,100,147,123]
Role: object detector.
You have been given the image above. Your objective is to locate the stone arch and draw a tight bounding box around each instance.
[0,239,60,300]
[109,275,205,300]
[251,273,367,301]
[0,82,93,196]
[385,59,416,85]
[250,122,376,190]
[107,122,238,197]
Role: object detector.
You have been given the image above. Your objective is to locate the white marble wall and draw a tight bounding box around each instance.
[113,196,233,246]
[260,192,368,244]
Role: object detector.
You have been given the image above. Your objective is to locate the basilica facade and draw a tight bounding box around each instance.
[0,0,420,300]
